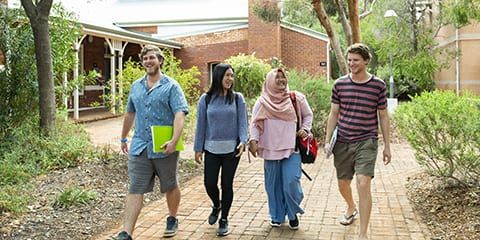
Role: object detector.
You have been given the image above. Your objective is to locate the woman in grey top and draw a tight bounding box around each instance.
[194,63,248,236]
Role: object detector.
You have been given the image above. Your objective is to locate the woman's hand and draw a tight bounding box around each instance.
[235,143,245,158]
[249,140,258,157]
[195,151,203,164]
[296,129,308,139]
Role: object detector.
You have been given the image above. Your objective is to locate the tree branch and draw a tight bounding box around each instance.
[359,0,377,19]
[333,0,352,46]
[20,0,37,19]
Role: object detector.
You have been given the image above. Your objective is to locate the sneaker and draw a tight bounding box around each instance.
[270,220,281,227]
[163,216,178,238]
[289,216,299,230]
[217,218,230,236]
[208,206,221,225]
[114,231,132,240]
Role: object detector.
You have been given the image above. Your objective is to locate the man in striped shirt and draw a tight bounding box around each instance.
[324,43,392,240]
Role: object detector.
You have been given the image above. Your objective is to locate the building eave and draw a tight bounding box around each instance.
[115,17,248,28]
[81,22,183,49]
[280,21,329,42]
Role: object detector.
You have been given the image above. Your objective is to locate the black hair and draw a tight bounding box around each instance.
[206,63,235,104]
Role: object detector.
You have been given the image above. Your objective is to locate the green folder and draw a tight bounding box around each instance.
[151,125,184,153]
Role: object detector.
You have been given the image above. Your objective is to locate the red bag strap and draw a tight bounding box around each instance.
[290,91,300,131]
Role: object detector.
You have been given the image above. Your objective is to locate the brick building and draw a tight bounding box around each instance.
[2,0,330,119]
[117,0,330,89]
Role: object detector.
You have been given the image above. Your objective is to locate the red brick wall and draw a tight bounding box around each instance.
[175,28,248,48]
[248,0,281,60]
[281,27,328,77]
[174,40,248,90]
[125,26,158,34]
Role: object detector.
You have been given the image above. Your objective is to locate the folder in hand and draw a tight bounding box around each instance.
[151,125,184,153]
[326,126,337,158]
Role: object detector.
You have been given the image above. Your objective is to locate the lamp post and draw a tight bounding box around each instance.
[384,9,398,114]
[384,9,397,99]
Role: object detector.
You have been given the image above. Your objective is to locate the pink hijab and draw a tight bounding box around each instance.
[252,68,297,130]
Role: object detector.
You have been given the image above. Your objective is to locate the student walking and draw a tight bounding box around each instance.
[194,63,248,236]
[324,43,392,240]
[116,45,189,240]
[249,68,313,230]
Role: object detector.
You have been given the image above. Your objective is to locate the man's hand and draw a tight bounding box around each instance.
[195,152,203,164]
[249,140,258,157]
[161,140,176,155]
[121,142,129,154]
[235,143,245,158]
[383,147,392,165]
[323,143,330,154]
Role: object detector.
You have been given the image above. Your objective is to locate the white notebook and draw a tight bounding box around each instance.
[326,126,337,158]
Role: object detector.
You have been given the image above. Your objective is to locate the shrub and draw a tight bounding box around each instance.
[53,187,97,209]
[287,69,332,143]
[0,116,96,212]
[394,90,480,187]
[0,186,30,213]
[226,53,271,100]
[162,51,201,106]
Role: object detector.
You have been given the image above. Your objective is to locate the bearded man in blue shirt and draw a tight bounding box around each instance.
[116,45,189,240]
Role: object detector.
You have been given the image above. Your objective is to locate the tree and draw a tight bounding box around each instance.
[20,0,55,135]
[254,0,379,76]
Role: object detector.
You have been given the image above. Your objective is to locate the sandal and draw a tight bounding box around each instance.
[339,208,358,225]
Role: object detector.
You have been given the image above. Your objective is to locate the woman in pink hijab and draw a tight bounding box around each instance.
[249,68,313,230]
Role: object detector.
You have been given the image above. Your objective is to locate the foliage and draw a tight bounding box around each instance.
[49,3,82,109]
[0,6,38,138]
[0,3,81,137]
[361,0,450,98]
[226,53,271,100]
[0,116,96,212]
[394,91,480,187]
[281,0,324,32]
[162,50,201,106]
[53,187,97,209]
[0,185,30,213]
[287,69,332,143]
[252,0,281,23]
[441,0,480,28]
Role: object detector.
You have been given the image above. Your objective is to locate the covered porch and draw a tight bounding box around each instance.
[68,23,182,120]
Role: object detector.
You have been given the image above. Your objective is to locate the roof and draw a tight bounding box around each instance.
[55,0,327,45]
[81,22,182,49]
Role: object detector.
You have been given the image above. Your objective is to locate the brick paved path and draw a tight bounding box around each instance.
[88,116,430,240]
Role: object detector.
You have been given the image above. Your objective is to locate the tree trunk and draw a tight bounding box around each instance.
[347,0,361,43]
[21,0,55,135]
[312,0,348,75]
[409,0,419,53]
[333,0,353,46]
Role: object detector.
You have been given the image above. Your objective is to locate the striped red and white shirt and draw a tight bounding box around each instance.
[332,75,387,143]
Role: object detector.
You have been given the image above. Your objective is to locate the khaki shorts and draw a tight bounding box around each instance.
[128,150,179,194]
[333,139,378,179]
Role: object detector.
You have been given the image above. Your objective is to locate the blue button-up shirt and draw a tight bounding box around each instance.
[126,74,189,159]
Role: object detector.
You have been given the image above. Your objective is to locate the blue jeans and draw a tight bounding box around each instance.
[264,153,304,222]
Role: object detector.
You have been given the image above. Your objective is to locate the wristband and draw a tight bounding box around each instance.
[120,138,128,143]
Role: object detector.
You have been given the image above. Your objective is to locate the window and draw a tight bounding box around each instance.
[209,62,220,84]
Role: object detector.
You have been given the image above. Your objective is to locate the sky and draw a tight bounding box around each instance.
[52,0,248,25]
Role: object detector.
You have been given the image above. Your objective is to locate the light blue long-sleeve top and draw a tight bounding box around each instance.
[194,93,248,154]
